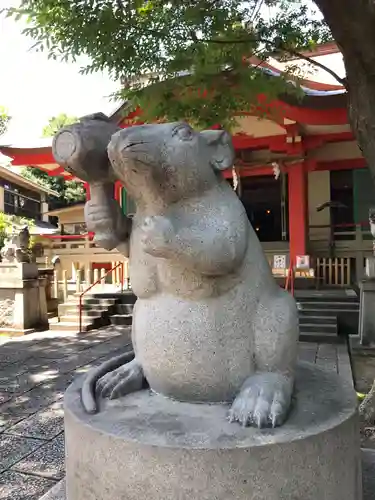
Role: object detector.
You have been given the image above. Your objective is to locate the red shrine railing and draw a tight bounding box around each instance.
[78,261,124,333]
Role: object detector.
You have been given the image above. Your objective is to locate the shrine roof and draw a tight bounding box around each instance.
[45,202,85,216]
[0,163,59,196]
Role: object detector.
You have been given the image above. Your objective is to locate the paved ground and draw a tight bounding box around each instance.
[0,329,351,500]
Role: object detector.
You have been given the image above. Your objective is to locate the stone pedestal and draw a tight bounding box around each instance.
[359,278,375,345]
[64,363,362,500]
[38,267,58,313]
[0,262,49,333]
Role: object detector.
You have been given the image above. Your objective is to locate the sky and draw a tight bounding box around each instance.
[0,2,120,143]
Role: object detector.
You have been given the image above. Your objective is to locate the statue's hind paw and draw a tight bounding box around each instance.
[96,358,145,401]
[229,373,293,429]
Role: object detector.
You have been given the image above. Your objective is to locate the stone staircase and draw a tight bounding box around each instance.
[50,291,136,332]
[295,289,360,343]
[49,287,359,341]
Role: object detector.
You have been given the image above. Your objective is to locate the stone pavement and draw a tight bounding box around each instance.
[0,326,132,500]
[0,331,352,500]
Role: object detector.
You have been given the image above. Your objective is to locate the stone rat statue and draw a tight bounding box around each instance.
[53,117,299,428]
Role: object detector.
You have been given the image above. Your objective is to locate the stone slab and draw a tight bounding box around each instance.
[0,434,44,472]
[7,401,64,440]
[13,433,65,480]
[0,412,28,434]
[359,279,375,345]
[0,390,12,405]
[297,342,318,363]
[0,369,50,395]
[65,362,362,500]
[39,481,66,500]
[1,384,64,416]
[0,350,32,365]
[362,448,375,500]
[0,470,56,500]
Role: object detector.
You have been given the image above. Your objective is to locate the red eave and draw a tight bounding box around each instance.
[250,96,348,126]
[0,146,78,180]
[122,96,349,130]
[0,86,351,180]
[232,130,354,153]
[0,147,55,166]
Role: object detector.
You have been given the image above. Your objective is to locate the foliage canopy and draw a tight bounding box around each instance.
[0,212,34,250]
[42,113,78,137]
[7,1,332,129]
[0,106,10,137]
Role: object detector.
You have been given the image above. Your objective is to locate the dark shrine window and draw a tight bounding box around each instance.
[329,170,354,239]
[227,175,288,242]
[1,180,41,220]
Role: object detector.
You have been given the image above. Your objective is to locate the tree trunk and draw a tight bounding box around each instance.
[313,0,375,185]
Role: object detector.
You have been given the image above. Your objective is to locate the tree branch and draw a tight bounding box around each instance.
[280,45,347,89]
[204,36,347,89]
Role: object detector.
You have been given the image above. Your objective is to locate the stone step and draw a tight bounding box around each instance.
[49,321,96,332]
[294,291,359,303]
[299,331,342,343]
[60,308,111,318]
[110,314,132,327]
[61,305,113,316]
[116,303,134,315]
[81,297,118,307]
[91,292,137,304]
[58,314,107,326]
[297,301,359,311]
[60,299,117,310]
[298,307,337,317]
[298,315,337,325]
[299,322,337,334]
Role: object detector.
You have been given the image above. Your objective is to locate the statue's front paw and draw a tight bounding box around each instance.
[229,373,293,428]
[85,199,126,251]
[96,359,144,400]
[140,216,174,257]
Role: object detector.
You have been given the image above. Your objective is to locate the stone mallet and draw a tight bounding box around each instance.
[52,113,131,251]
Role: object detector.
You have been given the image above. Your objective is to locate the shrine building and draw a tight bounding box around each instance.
[0,42,371,288]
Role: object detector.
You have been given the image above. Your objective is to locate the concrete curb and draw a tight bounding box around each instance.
[39,480,65,499]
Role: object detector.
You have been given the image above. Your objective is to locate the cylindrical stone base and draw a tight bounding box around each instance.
[65,363,362,500]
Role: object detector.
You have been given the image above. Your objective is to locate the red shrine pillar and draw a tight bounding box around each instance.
[114,181,122,204]
[84,182,91,201]
[288,162,308,266]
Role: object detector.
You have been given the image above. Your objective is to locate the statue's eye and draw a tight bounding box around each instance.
[174,125,193,141]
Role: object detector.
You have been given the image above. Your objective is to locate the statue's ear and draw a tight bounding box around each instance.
[200,130,235,171]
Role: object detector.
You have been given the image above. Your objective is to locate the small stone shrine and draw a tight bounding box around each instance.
[0,226,48,334]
